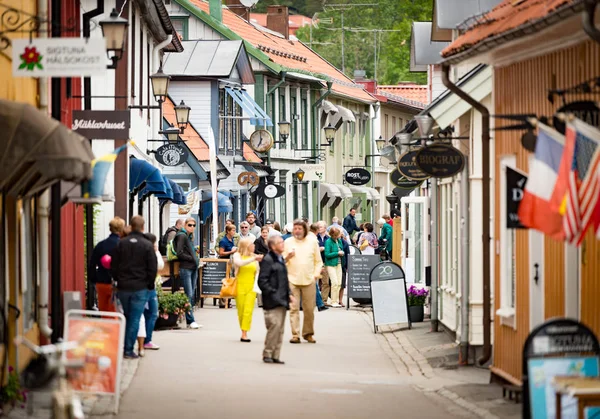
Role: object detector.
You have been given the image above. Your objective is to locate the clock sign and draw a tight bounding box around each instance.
[255,183,285,199]
[249,129,274,153]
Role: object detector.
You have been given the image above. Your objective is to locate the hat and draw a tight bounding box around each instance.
[376,218,386,226]
[265,219,274,224]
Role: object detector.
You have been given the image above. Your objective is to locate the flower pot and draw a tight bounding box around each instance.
[409,305,424,323]
[154,313,179,329]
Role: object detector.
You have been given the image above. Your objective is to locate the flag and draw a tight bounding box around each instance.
[518,123,565,240]
[562,119,600,245]
[83,142,132,198]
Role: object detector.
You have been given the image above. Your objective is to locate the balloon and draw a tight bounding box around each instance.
[100,254,112,269]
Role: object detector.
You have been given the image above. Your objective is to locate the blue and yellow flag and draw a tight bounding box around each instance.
[83,141,133,198]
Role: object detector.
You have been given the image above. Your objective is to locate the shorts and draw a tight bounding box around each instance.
[341,268,347,289]
[137,314,146,338]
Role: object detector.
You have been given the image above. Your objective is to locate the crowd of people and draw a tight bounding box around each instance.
[88,209,398,362]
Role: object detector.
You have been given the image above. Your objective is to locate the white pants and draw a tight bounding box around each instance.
[137,313,146,338]
[326,264,343,305]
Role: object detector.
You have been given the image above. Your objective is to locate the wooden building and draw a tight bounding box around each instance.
[442,0,600,384]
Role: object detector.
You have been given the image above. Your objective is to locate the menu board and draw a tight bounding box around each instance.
[200,258,229,296]
[347,255,380,301]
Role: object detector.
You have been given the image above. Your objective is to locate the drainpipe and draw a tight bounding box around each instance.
[442,64,491,366]
[459,158,470,364]
[38,191,53,338]
[583,0,600,43]
[312,81,333,221]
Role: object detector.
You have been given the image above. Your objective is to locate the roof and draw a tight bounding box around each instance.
[442,0,582,58]
[243,143,262,162]
[163,40,254,82]
[378,84,428,105]
[249,13,312,30]
[176,0,376,103]
[411,22,450,70]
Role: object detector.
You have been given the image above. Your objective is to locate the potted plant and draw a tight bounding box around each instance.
[155,281,191,329]
[407,285,429,323]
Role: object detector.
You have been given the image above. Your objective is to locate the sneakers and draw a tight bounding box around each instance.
[188,322,202,329]
[124,352,139,359]
[138,349,145,357]
[317,306,329,312]
[144,342,160,350]
[331,303,343,308]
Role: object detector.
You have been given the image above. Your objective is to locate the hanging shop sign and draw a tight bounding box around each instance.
[506,166,528,229]
[12,38,107,78]
[254,183,286,199]
[237,172,259,187]
[298,164,325,181]
[344,168,371,186]
[553,101,600,134]
[72,110,130,140]
[390,169,423,190]
[396,151,430,181]
[416,144,465,178]
[154,144,188,167]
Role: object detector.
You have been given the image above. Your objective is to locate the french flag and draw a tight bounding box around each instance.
[518,123,565,241]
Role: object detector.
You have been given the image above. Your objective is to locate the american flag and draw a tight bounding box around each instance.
[563,119,600,246]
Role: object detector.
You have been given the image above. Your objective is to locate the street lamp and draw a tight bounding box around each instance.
[415,114,435,138]
[277,120,291,143]
[99,8,128,69]
[295,168,305,182]
[324,123,336,144]
[174,100,191,132]
[149,65,171,103]
[161,125,180,143]
[375,135,386,152]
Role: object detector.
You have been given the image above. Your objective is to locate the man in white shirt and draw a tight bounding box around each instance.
[327,216,350,243]
[239,221,256,242]
[246,212,261,237]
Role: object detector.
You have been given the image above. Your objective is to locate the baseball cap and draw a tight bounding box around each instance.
[265,219,274,224]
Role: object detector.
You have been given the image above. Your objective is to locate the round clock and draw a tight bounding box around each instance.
[264,184,279,199]
[249,129,274,153]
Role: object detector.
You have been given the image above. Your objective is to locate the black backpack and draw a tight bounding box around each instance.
[159,227,177,255]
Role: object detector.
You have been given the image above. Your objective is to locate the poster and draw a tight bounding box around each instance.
[528,357,600,418]
[65,316,123,395]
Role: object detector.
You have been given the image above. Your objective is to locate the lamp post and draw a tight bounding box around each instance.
[323,123,336,144]
[276,120,290,144]
[99,8,128,70]
[174,100,191,132]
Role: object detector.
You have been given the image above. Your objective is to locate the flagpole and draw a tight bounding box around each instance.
[207,128,219,252]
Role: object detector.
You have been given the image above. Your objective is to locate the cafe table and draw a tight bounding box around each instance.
[552,376,600,419]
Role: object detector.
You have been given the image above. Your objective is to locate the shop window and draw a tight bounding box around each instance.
[498,156,517,328]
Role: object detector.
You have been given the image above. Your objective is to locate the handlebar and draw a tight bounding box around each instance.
[14,326,99,356]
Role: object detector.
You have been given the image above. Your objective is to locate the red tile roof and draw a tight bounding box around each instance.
[377,84,428,105]
[250,13,312,31]
[188,0,376,103]
[243,143,262,162]
[442,0,578,58]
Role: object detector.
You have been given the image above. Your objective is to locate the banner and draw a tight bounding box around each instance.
[506,166,528,229]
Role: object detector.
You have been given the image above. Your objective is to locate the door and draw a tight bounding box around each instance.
[400,196,430,284]
[529,229,544,329]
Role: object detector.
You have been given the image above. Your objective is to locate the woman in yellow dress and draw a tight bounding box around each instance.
[232,238,264,342]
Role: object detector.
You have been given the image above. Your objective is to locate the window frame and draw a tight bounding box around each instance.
[290,90,298,149]
[278,88,286,149]
[170,16,189,40]
[301,93,308,148]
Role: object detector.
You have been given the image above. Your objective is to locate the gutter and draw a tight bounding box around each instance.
[152,0,184,52]
[442,63,492,366]
[135,0,168,44]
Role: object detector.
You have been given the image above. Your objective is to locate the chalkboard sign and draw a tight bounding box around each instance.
[346,255,380,309]
[200,258,230,297]
[369,261,410,333]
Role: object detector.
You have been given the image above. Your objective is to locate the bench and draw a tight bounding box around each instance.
[502,384,522,403]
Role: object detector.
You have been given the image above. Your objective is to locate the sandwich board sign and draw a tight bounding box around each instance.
[369,261,410,333]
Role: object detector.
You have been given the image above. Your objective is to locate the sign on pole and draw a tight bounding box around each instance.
[12,38,107,77]
[397,150,430,181]
[416,144,465,178]
[369,261,410,333]
[344,168,371,185]
[72,110,131,140]
[63,309,126,414]
[298,164,325,181]
[155,143,189,166]
[390,169,423,190]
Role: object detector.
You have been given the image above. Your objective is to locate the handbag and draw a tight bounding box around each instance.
[252,269,262,295]
[220,276,237,298]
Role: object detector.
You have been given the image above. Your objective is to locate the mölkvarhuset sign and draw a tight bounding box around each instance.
[72,110,130,140]
[416,144,465,178]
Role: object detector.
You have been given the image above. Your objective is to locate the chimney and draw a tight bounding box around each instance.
[267,5,289,39]
[209,0,222,22]
[354,70,366,80]
[224,0,250,21]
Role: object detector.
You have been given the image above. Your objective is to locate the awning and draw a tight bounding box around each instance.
[366,187,381,200]
[244,165,270,178]
[329,104,357,130]
[225,86,272,126]
[320,100,338,127]
[198,160,230,180]
[170,180,187,205]
[201,191,234,221]
[335,184,353,198]
[319,183,341,207]
[148,176,173,200]
[348,185,370,197]
[130,158,166,195]
[0,99,94,197]
[287,72,327,83]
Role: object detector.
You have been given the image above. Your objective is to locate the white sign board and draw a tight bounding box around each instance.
[369,262,410,332]
[12,38,107,77]
[299,164,325,181]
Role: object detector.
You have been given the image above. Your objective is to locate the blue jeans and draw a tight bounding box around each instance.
[316,282,325,309]
[144,289,158,344]
[118,289,149,354]
[179,268,197,324]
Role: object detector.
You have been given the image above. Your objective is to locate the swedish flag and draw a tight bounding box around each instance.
[83,141,133,198]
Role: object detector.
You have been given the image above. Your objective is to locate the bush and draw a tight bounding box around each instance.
[156,280,191,322]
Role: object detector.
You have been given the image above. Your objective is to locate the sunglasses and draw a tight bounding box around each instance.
[187,223,196,227]
[241,226,248,229]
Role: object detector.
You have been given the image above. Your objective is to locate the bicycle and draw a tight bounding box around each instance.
[15,327,98,419]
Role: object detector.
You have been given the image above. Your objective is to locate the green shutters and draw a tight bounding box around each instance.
[278,88,286,149]
[301,91,308,148]
[290,90,297,149]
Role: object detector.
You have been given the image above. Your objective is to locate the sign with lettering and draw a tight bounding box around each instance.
[155,144,189,167]
[506,167,527,229]
[416,144,465,178]
[369,261,410,333]
[390,169,423,190]
[346,255,380,306]
[553,101,600,134]
[12,38,106,77]
[344,168,371,185]
[298,164,325,181]
[397,150,430,181]
[72,110,130,140]
[200,259,230,297]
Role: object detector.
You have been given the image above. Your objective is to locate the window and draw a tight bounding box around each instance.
[278,89,286,149]
[139,27,144,107]
[218,90,226,150]
[267,81,277,138]
[301,93,308,148]
[290,91,297,148]
[342,122,347,155]
[349,120,355,157]
[218,89,241,152]
[279,170,287,223]
[392,116,396,135]
[170,16,189,40]
[20,199,36,332]
[385,114,389,138]
[302,183,309,219]
[498,156,517,328]
[360,118,366,157]
[147,41,150,124]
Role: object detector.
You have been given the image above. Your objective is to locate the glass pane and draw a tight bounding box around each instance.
[404,202,424,284]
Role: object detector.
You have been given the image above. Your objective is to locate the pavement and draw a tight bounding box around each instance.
[8,300,522,419]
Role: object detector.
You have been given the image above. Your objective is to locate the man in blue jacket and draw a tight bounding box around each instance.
[343,208,360,243]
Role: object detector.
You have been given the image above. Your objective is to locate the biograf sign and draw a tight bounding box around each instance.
[12,38,106,77]
[397,150,430,181]
[155,144,189,167]
[416,144,465,178]
[344,168,371,186]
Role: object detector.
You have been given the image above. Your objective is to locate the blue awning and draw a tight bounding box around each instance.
[201,191,233,221]
[146,175,173,200]
[130,158,166,195]
[225,86,272,126]
[158,179,188,206]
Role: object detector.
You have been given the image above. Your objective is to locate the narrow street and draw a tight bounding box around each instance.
[115,304,474,419]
